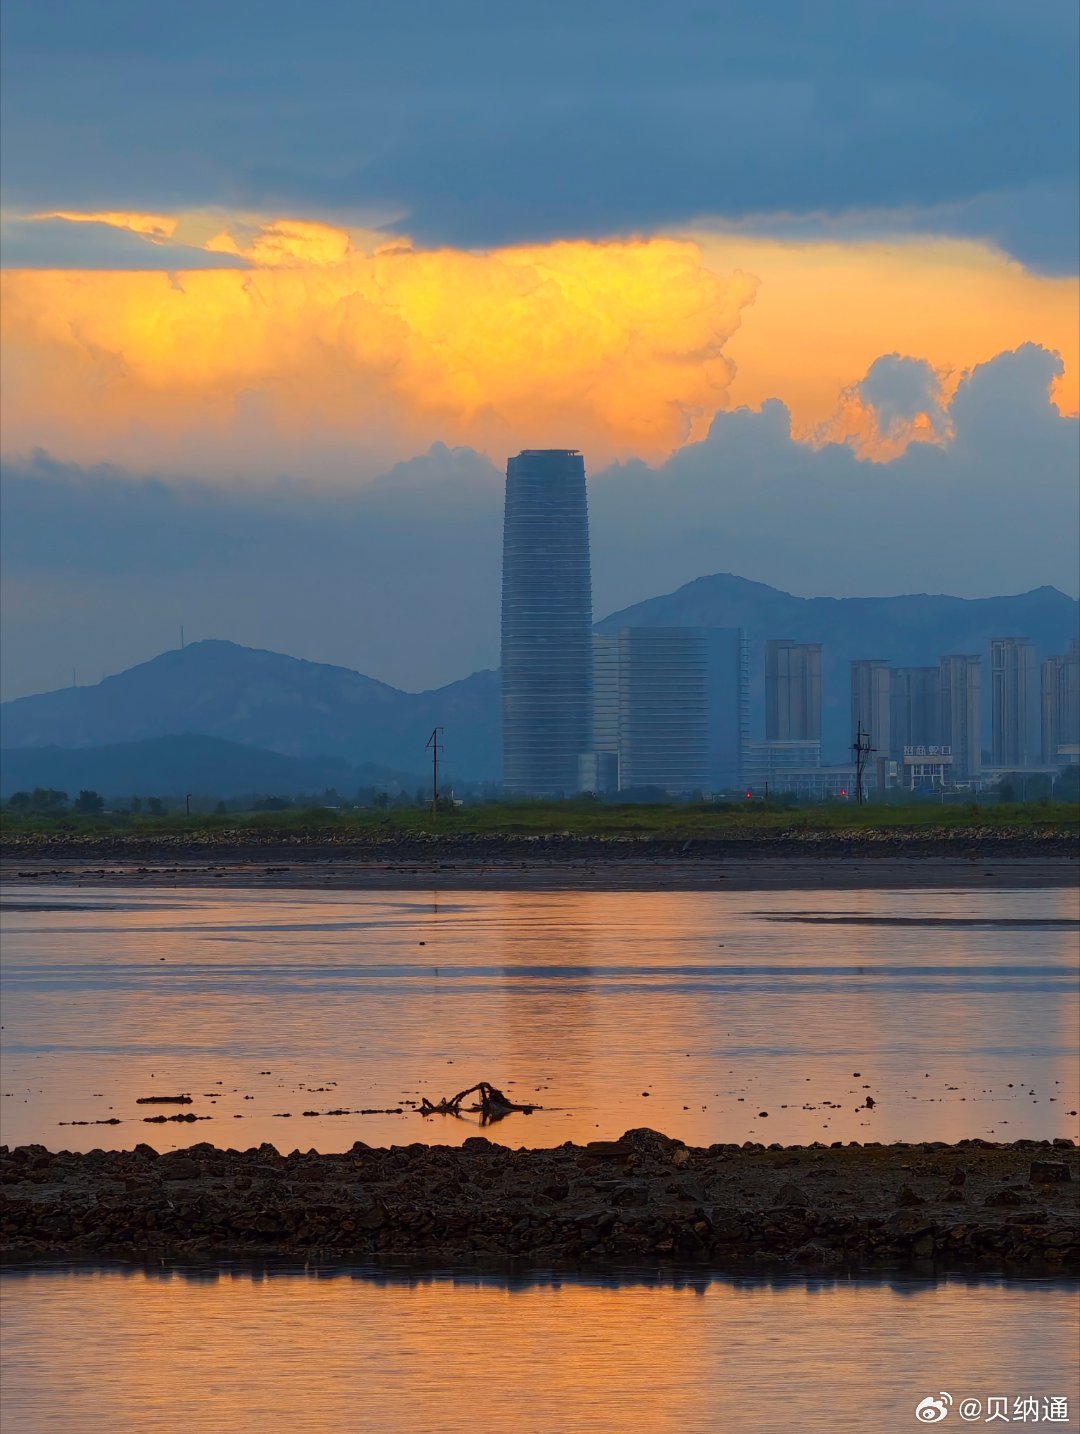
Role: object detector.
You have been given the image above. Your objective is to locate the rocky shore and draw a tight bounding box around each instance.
[3,1131,1076,1273]
[3,826,1077,891]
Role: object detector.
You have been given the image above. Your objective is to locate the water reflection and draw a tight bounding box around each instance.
[1,885,1077,1152]
[1,1265,1077,1433]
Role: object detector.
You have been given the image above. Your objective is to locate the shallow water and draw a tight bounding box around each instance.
[1,884,1077,1152]
[1,1266,1077,1433]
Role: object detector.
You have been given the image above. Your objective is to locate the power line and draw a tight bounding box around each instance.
[852,720,876,805]
[426,727,444,818]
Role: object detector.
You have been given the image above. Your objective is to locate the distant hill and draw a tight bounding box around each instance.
[2,578,1076,776]
[0,642,501,778]
[0,734,423,802]
[598,574,1080,756]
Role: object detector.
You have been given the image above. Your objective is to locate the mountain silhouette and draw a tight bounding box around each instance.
[1,641,501,779]
[2,577,1076,777]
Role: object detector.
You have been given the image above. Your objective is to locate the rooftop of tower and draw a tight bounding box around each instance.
[516,448,580,456]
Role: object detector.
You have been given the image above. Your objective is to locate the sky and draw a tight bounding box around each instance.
[1,0,1078,699]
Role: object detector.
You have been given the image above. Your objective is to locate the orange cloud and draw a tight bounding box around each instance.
[698,232,1079,438]
[204,218,354,266]
[30,211,179,242]
[0,226,758,473]
[0,214,1075,478]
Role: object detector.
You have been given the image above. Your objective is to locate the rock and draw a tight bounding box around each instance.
[774,1182,810,1207]
[896,1186,924,1206]
[882,1211,932,1239]
[542,1177,571,1200]
[584,1141,633,1159]
[792,1242,843,1266]
[984,1187,1028,1207]
[160,1158,201,1180]
[1029,1160,1071,1183]
[620,1129,684,1156]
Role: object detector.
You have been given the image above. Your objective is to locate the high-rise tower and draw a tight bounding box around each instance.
[938,654,982,779]
[991,637,1039,768]
[891,666,940,756]
[765,640,822,742]
[1041,638,1080,765]
[501,449,593,795]
[850,660,891,756]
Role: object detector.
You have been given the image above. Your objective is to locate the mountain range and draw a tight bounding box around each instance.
[598,574,1079,753]
[2,573,1076,792]
[0,734,423,803]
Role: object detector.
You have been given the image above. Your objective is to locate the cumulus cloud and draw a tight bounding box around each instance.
[812,354,951,459]
[2,210,1076,477]
[2,345,1076,702]
[0,226,757,471]
[589,345,1079,612]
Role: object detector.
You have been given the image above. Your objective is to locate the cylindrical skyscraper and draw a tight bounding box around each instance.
[501,449,593,795]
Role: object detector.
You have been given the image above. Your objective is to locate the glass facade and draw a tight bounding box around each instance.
[765,641,822,741]
[501,450,593,795]
[991,637,1040,768]
[587,627,748,795]
[938,654,982,778]
[616,628,709,794]
[890,666,940,758]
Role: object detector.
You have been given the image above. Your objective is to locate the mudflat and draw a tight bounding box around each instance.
[2,826,1077,891]
[2,1131,1076,1274]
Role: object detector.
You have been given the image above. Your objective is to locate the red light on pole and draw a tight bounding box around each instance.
[745,790,752,800]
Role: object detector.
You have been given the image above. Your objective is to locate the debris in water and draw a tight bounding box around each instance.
[419,1081,539,1123]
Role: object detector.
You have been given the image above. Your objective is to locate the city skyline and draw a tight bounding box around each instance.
[2,4,1078,703]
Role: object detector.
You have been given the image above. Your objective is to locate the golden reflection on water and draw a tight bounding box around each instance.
[1,1269,1077,1433]
[0,886,1077,1152]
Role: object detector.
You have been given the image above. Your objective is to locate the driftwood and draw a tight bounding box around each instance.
[419,1081,538,1123]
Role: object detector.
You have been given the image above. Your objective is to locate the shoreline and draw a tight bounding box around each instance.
[2,830,1078,892]
[2,858,1075,892]
[3,1132,1076,1275]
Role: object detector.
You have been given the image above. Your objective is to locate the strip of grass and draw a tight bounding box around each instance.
[2,798,1077,841]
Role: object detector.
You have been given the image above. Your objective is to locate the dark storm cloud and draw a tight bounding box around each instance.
[2,347,1076,702]
[1,0,1076,271]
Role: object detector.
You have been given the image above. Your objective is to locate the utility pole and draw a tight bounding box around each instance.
[852,721,875,806]
[426,728,444,819]
[180,625,185,650]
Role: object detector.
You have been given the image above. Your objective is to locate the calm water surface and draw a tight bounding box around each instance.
[1,1267,1077,1433]
[1,884,1077,1150]
[2,884,1078,1433]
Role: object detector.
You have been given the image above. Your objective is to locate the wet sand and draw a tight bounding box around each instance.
[2,1131,1076,1274]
